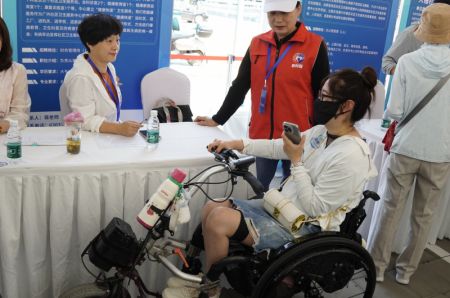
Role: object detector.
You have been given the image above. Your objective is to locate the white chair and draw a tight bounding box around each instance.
[140,67,190,120]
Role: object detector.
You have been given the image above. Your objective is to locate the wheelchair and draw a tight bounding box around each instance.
[183,190,379,298]
[60,150,379,298]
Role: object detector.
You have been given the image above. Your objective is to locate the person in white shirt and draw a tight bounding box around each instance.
[60,13,141,137]
[368,3,450,285]
[163,67,378,298]
[0,17,31,133]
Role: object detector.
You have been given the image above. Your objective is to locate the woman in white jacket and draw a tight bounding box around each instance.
[0,17,31,133]
[60,13,141,137]
[163,67,378,298]
[368,4,450,285]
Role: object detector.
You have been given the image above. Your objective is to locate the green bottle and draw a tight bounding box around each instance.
[6,120,22,159]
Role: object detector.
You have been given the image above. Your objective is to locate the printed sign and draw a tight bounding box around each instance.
[405,0,433,26]
[16,0,169,127]
[303,0,398,75]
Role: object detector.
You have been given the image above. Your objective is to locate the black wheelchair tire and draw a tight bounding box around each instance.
[251,235,376,298]
[59,283,107,298]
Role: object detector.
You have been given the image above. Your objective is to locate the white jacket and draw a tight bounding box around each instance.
[242,125,378,231]
[60,53,122,132]
[0,62,31,129]
[385,44,450,162]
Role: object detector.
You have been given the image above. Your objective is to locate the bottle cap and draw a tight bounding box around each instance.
[151,110,158,117]
[9,120,19,127]
[170,168,187,183]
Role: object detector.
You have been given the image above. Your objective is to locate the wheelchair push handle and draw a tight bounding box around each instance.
[358,190,381,208]
[363,190,380,201]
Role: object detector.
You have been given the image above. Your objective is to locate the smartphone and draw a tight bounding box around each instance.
[283,121,301,145]
[139,129,147,140]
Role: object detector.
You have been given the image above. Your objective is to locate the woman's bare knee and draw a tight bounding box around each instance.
[205,206,241,237]
[201,200,232,223]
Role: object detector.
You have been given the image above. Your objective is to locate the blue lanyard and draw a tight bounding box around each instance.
[87,56,121,121]
[259,43,293,113]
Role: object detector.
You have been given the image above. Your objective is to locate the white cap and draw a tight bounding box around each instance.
[150,110,158,117]
[264,0,299,13]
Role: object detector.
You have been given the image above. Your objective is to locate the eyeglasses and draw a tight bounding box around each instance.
[317,91,347,102]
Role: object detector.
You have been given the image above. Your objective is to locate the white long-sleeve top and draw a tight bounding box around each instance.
[0,62,31,129]
[385,44,450,162]
[60,53,122,132]
[242,125,378,231]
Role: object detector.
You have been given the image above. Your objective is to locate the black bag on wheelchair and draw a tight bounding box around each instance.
[87,217,139,272]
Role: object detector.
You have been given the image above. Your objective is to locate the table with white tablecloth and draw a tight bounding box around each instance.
[356,119,450,252]
[0,122,252,298]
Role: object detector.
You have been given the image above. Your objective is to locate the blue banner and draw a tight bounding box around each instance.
[12,0,171,126]
[303,0,399,77]
[405,0,433,26]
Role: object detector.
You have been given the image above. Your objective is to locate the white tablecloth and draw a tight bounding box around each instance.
[0,123,252,298]
[356,119,450,252]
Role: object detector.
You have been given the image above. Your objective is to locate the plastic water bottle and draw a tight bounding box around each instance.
[147,110,159,149]
[6,120,22,162]
[137,168,187,229]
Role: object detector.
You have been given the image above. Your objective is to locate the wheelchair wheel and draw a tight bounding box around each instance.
[251,235,376,298]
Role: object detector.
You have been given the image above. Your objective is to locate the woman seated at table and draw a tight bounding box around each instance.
[0,17,31,133]
[60,13,140,137]
[163,67,379,298]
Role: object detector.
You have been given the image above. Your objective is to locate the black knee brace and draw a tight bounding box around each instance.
[190,223,205,250]
[230,211,249,242]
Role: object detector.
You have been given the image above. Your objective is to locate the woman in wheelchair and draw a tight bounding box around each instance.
[163,67,379,298]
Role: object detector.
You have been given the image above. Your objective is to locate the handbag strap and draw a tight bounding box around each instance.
[396,72,450,133]
[161,99,183,123]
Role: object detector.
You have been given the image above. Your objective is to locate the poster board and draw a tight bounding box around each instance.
[5,0,172,127]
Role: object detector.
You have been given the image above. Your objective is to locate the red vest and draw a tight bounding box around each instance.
[249,23,323,139]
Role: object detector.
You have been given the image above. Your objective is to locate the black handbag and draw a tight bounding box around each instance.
[155,99,193,123]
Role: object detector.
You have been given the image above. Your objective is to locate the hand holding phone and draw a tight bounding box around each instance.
[283,121,301,145]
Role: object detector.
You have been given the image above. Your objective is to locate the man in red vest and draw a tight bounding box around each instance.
[196,0,330,190]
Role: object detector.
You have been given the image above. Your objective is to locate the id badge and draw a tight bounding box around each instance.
[259,86,267,113]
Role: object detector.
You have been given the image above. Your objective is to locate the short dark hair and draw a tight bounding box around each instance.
[77,13,123,52]
[0,17,13,72]
[322,67,378,122]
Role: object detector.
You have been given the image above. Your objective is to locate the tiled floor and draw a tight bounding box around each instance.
[373,239,450,298]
